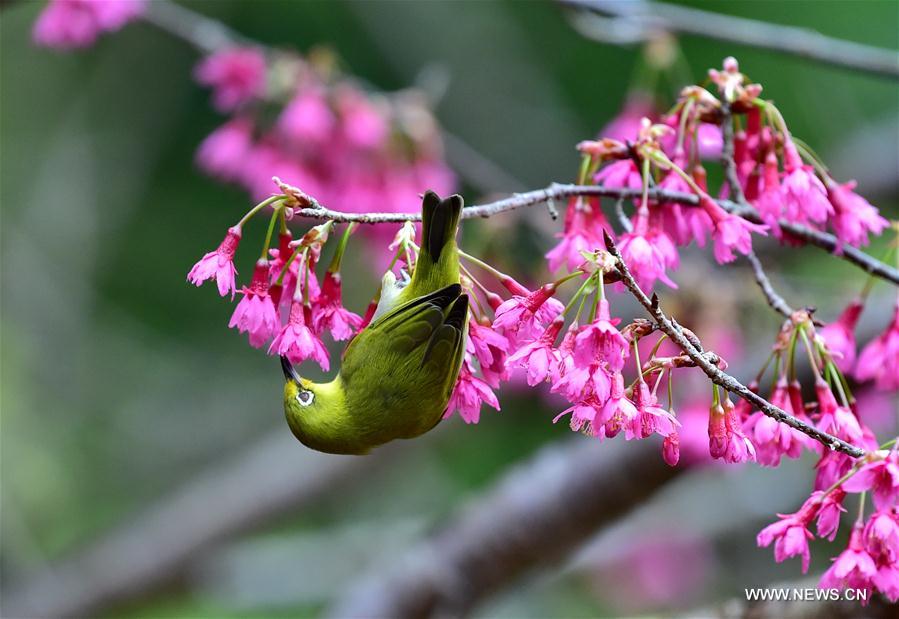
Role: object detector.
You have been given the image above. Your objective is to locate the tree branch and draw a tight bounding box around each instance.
[745,250,795,319]
[561,0,899,80]
[1,432,406,619]
[327,439,681,618]
[282,181,899,286]
[603,231,866,459]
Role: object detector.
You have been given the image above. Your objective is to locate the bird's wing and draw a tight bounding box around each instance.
[422,294,469,399]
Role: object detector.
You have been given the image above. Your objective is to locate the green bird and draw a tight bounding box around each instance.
[281,190,469,455]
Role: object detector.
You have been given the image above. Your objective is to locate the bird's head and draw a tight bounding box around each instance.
[280,356,347,451]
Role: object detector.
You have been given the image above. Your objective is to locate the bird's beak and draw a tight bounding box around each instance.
[280,356,301,383]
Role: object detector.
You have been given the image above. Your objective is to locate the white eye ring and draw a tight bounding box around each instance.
[296,390,314,406]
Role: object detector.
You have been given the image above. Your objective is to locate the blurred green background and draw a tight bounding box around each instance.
[2,1,897,617]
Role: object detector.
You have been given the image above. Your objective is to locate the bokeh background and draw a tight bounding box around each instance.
[2,1,898,617]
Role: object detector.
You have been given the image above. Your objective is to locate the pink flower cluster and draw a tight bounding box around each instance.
[547,57,888,291]
[33,0,145,49]
[193,48,454,230]
[188,217,362,372]
[818,297,899,392]
[758,449,899,602]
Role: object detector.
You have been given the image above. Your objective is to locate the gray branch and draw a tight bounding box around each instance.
[287,183,899,287]
[562,0,899,80]
[327,439,681,618]
[1,432,406,619]
[604,231,866,459]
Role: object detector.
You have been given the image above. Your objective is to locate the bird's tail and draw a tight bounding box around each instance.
[409,191,463,293]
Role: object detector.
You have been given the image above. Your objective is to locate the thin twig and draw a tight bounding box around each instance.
[561,0,899,80]
[603,231,866,459]
[745,250,794,319]
[613,196,633,233]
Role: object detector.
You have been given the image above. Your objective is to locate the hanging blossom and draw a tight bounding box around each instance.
[33,0,145,49]
[269,297,330,371]
[545,197,608,273]
[818,299,864,374]
[492,280,563,345]
[855,302,899,391]
[780,139,833,227]
[827,179,889,248]
[187,226,242,298]
[743,378,809,467]
[506,317,563,386]
[228,259,280,349]
[698,195,767,264]
[445,359,500,424]
[313,272,363,341]
[617,212,679,290]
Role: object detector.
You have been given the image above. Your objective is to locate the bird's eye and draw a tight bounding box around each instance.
[296,390,315,407]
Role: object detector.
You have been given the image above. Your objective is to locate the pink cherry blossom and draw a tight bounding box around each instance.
[187,226,242,298]
[752,148,784,234]
[598,372,638,438]
[812,489,847,541]
[843,450,899,511]
[627,381,678,440]
[600,96,655,142]
[312,272,363,341]
[855,303,899,391]
[617,219,679,290]
[820,523,877,592]
[815,379,864,445]
[699,196,767,263]
[864,510,899,562]
[506,318,563,386]
[445,360,500,424]
[662,433,680,466]
[572,299,629,372]
[819,299,863,373]
[780,141,833,226]
[723,397,756,464]
[229,260,280,348]
[708,404,728,459]
[33,0,145,49]
[493,282,561,344]
[654,154,694,246]
[194,47,267,113]
[595,159,642,190]
[757,512,815,574]
[827,179,889,247]
[555,397,604,436]
[468,320,510,375]
[743,378,805,466]
[546,198,607,273]
[695,122,724,160]
[815,451,856,493]
[873,562,899,602]
[195,117,255,181]
[269,300,329,371]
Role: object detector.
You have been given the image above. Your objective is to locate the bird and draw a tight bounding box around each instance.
[281,190,469,454]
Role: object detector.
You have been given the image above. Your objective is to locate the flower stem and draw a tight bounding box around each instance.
[259,205,283,261]
[458,249,507,281]
[238,195,285,228]
[327,223,357,274]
